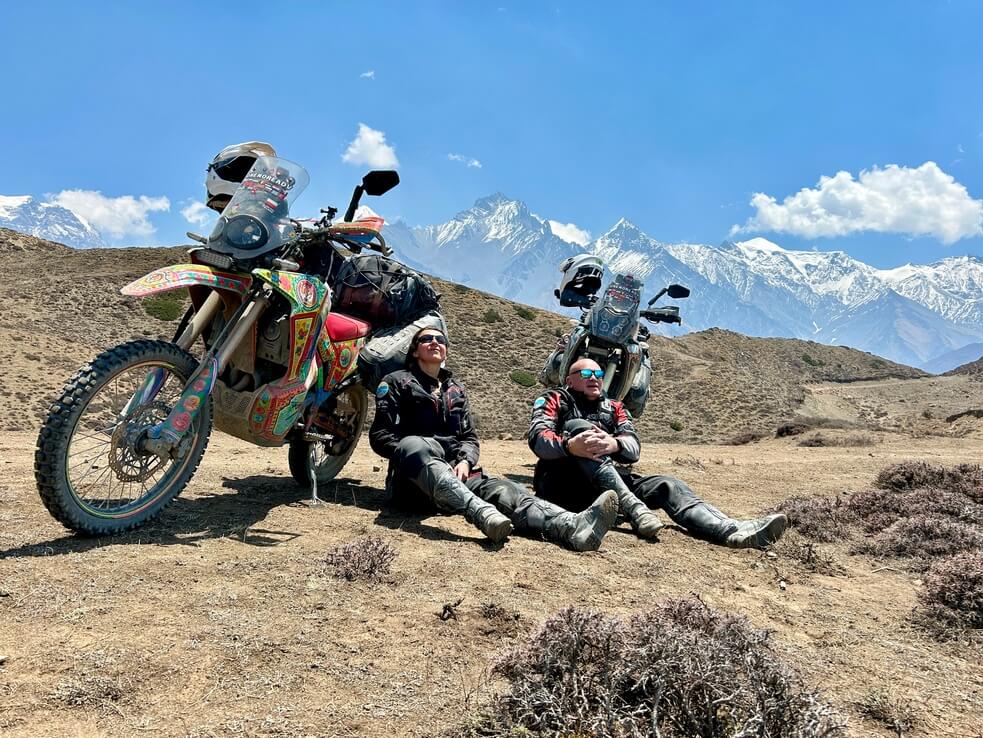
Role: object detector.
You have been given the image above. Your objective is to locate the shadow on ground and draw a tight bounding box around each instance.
[1,472,483,559]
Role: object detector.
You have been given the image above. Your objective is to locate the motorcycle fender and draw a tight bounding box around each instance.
[121,265,252,297]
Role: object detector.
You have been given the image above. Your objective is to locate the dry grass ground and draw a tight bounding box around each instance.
[2,229,983,736]
[1,431,982,737]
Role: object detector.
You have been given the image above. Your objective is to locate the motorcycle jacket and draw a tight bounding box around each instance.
[527,387,640,465]
[370,364,480,472]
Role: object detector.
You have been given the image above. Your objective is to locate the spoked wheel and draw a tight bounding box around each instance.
[288,383,368,488]
[34,340,212,535]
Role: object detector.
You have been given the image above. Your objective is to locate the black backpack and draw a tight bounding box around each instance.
[332,254,440,327]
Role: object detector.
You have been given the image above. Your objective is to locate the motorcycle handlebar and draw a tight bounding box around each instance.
[640,307,681,324]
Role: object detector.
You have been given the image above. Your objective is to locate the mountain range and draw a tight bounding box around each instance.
[381,194,983,372]
[4,189,982,371]
[0,195,105,249]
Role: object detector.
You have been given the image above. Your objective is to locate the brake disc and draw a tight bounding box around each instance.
[109,401,171,482]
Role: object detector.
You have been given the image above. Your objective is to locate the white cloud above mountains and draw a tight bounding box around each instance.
[49,190,170,239]
[548,219,591,246]
[733,162,983,244]
[448,153,482,168]
[359,70,375,80]
[342,123,399,168]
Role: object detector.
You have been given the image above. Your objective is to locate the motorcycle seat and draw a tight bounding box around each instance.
[326,311,372,341]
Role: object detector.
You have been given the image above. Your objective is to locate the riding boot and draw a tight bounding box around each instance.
[428,465,513,543]
[657,477,788,549]
[723,514,789,549]
[588,462,663,539]
[524,490,619,551]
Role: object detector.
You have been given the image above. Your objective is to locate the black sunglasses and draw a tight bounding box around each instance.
[415,334,447,346]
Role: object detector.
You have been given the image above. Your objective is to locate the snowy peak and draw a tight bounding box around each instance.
[0,195,105,248]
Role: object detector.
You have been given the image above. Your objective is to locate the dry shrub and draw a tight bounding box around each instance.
[797,432,877,448]
[772,495,856,543]
[846,487,983,534]
[324,536,397,581]
[51,674,128,710]
[856,688,916,737]
[875,461,983,503]
[773,533,846,576]
[723,431,765,446]
[918,550,983,633]
[776,421,810,438]
[456,598,847,738]
[854,515,983,570]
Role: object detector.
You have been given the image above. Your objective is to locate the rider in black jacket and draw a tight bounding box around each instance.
[528,358,789,549]
[369,328,618,549]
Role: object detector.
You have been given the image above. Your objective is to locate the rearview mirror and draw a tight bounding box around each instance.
[667,284,690,299]
[362,170,400,196]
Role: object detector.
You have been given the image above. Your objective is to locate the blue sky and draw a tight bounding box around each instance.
[1,1,981,267]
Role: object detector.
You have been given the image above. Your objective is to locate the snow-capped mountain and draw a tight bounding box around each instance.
[386,194,983,371]
[0,195,105,248]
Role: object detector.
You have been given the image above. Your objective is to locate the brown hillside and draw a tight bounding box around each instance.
[0,228,925,441]
[947,354,983,379]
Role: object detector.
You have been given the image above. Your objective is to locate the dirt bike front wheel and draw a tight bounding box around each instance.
[288,383,367,488]
[34,340,213,535]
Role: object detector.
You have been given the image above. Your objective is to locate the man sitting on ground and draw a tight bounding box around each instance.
[527,358,788,548]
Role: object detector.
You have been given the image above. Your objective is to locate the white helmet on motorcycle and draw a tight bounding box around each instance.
[205,141,277,212]
[556,254,604,307]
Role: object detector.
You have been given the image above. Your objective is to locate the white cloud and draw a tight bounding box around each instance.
[341,123,399,168]
[732,162,983,245]
[49,190,170,240]
[181,200,213,227]
[447,153,482,169]
[359,70,375,80]
[549,219,591,246]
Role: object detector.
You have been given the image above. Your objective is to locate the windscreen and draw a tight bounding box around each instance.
[588,272,643,344]
[207,156,310,259]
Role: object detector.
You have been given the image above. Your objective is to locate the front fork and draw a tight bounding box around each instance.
[139,289,272,459]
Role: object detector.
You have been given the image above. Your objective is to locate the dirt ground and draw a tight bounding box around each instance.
[2,429,982,737]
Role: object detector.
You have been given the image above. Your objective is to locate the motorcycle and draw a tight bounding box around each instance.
[539,255,690,417]
[35,156,444,535]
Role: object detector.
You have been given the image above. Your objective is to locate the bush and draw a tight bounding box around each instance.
[481,308,501,323]
[856,689,916,737]
[797,432,877,447]
[454,599,847,738]
[854,515,983,569]
[776,421,810,438]
[513,305,536,321]
[801,352,824,367]
[875,461,983,503]
[142,290,188,321]
[772,495,857,543]
[846,487,983,534]
[509,370,537,388]
[669,419,684,432]
[723,431,765,446]
[324,536,397,581]
[918,550,983,632]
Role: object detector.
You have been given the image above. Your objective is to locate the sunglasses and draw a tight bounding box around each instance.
[415,334,447,346]
[570,369,604,380]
